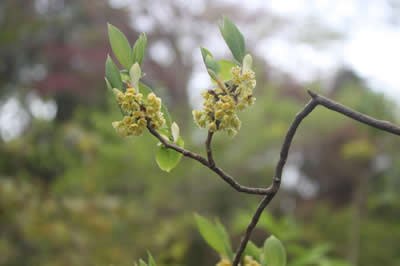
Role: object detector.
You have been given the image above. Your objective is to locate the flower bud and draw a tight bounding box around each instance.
[242,54,253,73]
[192,110,202,121]
[171,122,180,143]
[209,122,217,132]
[129,62,141,89]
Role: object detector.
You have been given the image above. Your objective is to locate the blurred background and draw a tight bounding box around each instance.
[1,0,400,265]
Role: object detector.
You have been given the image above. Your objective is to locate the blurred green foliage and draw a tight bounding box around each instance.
[1,1,400,266]
[1,82,399,265]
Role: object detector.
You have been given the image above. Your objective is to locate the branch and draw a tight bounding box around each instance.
[232,99,318,266]
[146,124,270,195]
[308,90,400,136]
[206,131,216,167]
[232,91,400,264]
[148,89,400,266]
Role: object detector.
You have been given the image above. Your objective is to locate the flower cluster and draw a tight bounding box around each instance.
[192,66,256,136]
[112,86,165,137]
[215,256,260,266]
[216,258,232,266]
[244,256,261,266]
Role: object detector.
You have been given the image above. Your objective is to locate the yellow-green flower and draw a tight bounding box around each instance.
[216,258,232,266]
[112,85,165,137]
[244,256,261,266]
[192,65,256,136]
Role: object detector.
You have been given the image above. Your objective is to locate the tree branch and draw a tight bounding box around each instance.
[148,89,400,266]
[232,90,400,265]
[206,131,216,167]
[232,98,318,266]
[308,90,400,136]
[146,124,270,195]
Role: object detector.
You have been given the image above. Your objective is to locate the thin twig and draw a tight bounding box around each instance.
[232,99,318,266]
[232,90,400,264]
[206,131,216,167]
[147,89,400,266]
[146,124,270,195]
[308,90,400,136]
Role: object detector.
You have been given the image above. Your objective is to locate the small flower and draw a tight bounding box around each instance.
[244,256,261,266]
[216,258,232,266]
[192,63,256,136]
[209,122,217,132]
[112,85,165,137]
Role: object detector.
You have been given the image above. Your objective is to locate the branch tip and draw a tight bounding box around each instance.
[307,89,318,98]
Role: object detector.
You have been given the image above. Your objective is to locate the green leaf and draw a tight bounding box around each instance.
[108,23,133,69]
[200,47,221,81]
[105,55,123,91]
[160,104,172,130]
[215,219,234,260]
[132,33,147,65]
[207,69,219,81]
[120,70,130,83]
[219,17,246,63]
[244,241,261,262]
[205,55,220,74]
[263,235,286,266]
[139,82,172,128]
[139,259,147,266]
[200,47,213,65]
[105,77,125,115]
[218,60,237,81]
[104,77,112,90]
[147,252,157,266]
[194,214,227,257]
[155,137,184,172]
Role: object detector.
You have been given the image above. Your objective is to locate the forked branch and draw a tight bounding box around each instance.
[232,91,400,265]
[147,90,400,266]
[147,124,271,195]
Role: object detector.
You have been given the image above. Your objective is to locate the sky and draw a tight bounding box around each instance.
[257,0,400,99]
[182,0,400,105]
[109,0,400,101]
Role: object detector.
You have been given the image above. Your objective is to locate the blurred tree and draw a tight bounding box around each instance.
[0,1,399,266]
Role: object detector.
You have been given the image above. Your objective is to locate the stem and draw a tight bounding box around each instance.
[206,131,215,167]
[232,91,400,264]
[308,90,400,136]
[146,124,270,195]
[146,90,400,265]
[232,99,318,266]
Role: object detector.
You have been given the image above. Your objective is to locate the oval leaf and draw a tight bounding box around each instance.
[139,259,147,266]
[218,60,236,82]
[219,17,246,63]
[200,47,213,64]
[215,219,234,260]
[105,55,123,91]
[108,23,133,70]
[263,235,287,266]
[155,137,184,172]
[194,214,227,257]
[205,55,220,74]
[132,33,147,65]
[244,241,261,262]
[207,69,219,81]
[147,252,157,266]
